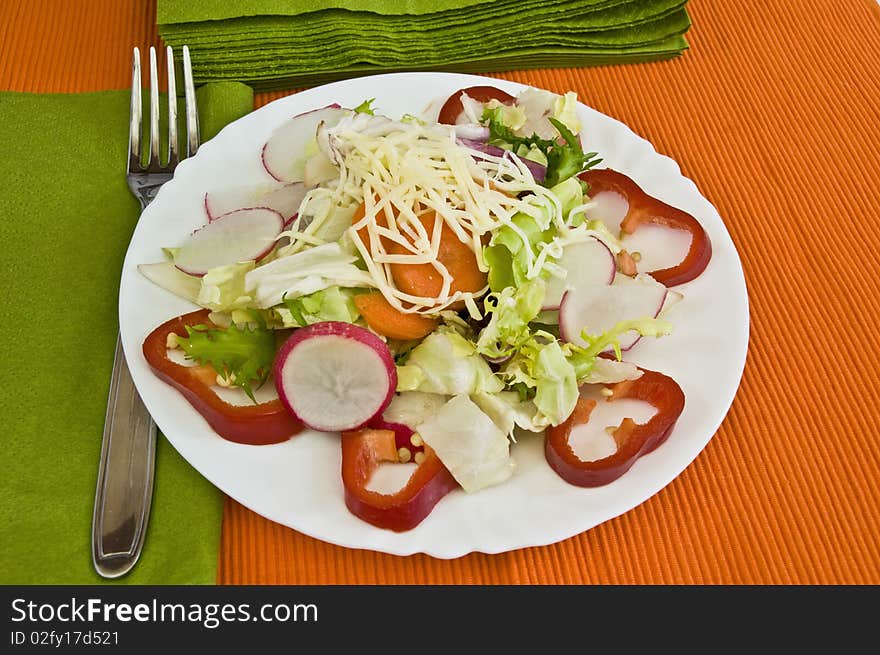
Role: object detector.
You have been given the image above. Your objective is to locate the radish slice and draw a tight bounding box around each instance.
[262,106,346,182]
[204,182,309,222]
[259,183,309,221]
[559,275,668,350]
[659,289,684,316]
[274,322,397,433]
[543,237,616,310]
[174,207,284,276]
[204,186,264,220]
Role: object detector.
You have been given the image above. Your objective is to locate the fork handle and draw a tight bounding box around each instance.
[91,334,157,578]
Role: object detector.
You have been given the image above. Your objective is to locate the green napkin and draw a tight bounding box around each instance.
[0,82,253,584]
[157,0,691,91]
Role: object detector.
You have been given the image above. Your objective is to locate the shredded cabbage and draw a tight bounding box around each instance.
[197,262,255,311]
[244,242,375,308]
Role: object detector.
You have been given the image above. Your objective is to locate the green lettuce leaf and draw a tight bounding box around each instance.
[353,98,375,115]
[484,211,555,292]
[483,107,601,187]
[177,321,276,402]
[476,278,545,359]
[566,317,673,379]
[532,340,579,426]
[552,92,582,135]
[278,286,360,327]
[499,334,577,426]
[138,261,201,305]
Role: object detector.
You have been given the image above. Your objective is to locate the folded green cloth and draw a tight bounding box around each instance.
[157,0,691,91]
[0,82,253,584]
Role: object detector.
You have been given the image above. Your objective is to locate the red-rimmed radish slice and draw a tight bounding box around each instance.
[174,207,284,276]
[204,186,263,221]
[204,182,309,222]
[260,183,309,221]
[274,322,397,433]
[262,106,345,182]
[559,275,668,351]
[659,289,684,316]
[543,237,615,310]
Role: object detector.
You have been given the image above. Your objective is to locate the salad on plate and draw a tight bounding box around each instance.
[138,84,712,532]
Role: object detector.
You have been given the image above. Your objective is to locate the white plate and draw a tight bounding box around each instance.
[119,72,749,559]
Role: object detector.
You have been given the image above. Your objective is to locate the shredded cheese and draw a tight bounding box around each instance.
[288,115,566,317]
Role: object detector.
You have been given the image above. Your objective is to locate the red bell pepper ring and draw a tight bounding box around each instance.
[545,368,685,487]
[579,168,712,287]
[341,428,458,532]
[437,85,515,125]
[368,417,424,455]
[142,309,303,445]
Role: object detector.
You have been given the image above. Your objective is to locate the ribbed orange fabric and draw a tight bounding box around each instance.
[4,0,878,584]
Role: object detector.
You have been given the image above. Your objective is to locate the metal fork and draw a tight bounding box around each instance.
[91,45,200,578]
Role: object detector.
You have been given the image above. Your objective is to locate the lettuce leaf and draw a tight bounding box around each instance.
[177,320,276,402]
[532,340,579,426]
[500,335,577,426]
[244,242,375,308]
[476,278,545,359]
[553,91,582,136]
[278,286,360,327]
[566,317,673,379]
[196,261,255,311]
[472,391,549,438]
[396,329,503,395]
[483,107,601,187]
[353,98,375,115]
[382,391,449,428]
[484,212,555,292]
[417,395,516,493]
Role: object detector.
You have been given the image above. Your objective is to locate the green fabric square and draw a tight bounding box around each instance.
[156,0,691,88]
[0,82,253,584]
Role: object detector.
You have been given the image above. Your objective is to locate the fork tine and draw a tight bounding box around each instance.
[147,47,160,169]
[127,47,142,173]
[182,46,200,157]
[166,46,179,167]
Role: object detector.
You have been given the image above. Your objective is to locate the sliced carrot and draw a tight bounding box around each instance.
[388,211,486,309]
[351,199,392,255]
[354,292,438,340]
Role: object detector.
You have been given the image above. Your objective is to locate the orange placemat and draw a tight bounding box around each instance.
[3,0,878,584]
